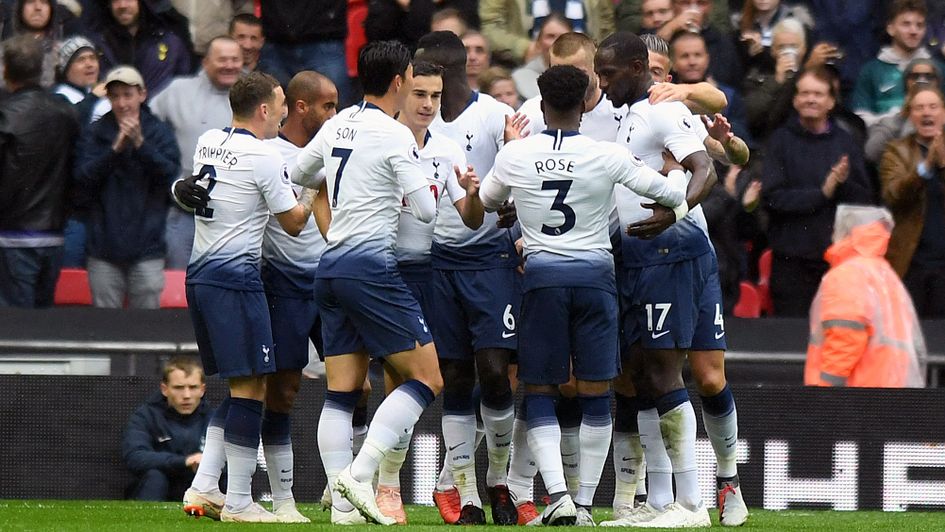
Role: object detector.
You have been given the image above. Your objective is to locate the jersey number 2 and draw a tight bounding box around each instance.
[541,180,575,236]
[330,147,353,208]
[194,165,217,219]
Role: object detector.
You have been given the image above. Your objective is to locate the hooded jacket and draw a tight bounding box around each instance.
[73,106,180,264]
[805,211,926,388]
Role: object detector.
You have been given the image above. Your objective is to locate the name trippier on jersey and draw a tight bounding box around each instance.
[197,146,238,166]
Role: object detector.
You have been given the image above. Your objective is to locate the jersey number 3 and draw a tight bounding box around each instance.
[330,147,353,208]
[541,180,575,236]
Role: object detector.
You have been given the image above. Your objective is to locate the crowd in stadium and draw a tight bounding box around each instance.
[0,0,942,320]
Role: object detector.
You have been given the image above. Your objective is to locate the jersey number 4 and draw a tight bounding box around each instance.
[194,165,217,219]
[541,180,575,236]
[330,147,353,208]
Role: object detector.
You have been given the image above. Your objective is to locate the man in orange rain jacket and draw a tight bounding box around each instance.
[806,205,927,388]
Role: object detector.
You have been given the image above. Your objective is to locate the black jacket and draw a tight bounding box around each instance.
[73,107,180,264]
[0,86,79,233]
[762,116,874,260]
[122,391,211,475]
[260,0,347,43]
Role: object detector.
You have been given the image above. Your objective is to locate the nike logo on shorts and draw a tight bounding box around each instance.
[502,331,516,338]
[651,330,670,340]
[715,331,725,339]
[448,443,464,451]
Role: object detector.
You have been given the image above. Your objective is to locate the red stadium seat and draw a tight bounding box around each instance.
[758,249,774,315]
[733,281,761,318]
[54,268,92,306]
[159,270,188,308]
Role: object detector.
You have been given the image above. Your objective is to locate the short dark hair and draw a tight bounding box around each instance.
[598,31,649,68]
[537,12,573,37]
[431,7,467,28]
[795,66,839,100]
[162,356,205,384]
[358,40,412,96]
[669,30,707,61]
[3,35,44,86]
[412,60,445,79]
[888,0,926,22]
[229,13,262,34]
[415,31,467,69]
[229,71,281,119]
[538,65,589,113]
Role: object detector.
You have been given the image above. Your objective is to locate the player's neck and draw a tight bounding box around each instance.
[279,118,311,148]
[545,110,581,132]
[230,118,265,138]
[364,94,397,118]
[441,77,473,122]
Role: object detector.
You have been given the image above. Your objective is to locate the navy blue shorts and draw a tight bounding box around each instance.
[315,276,433,358]
[619,252,727,353]
[186,284,277,378]
[428,268,521,359]
[518,287,620,385]
[400,265,436,321]
[267,293,323,368]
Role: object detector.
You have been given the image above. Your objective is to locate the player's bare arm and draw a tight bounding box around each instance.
[648,82,727,115]
[312,181,331,240]
[701,114,750,166]
[626,150,715,239]
[453,164,484,230]
[275,186,319,237]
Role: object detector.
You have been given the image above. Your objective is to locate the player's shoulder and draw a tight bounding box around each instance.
[631,96,689,115]
[474,92,515,120]
[519,95,542,116]
[426,132,464,159]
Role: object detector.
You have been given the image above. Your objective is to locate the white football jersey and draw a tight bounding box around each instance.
[396,131,468,265]
[292,102,427,279]
[260,134,326,293]
[615,98,711,265]
[487,130,685,256]
[428,91,518,268]
[519,92,626,142]
[188,127,298,290]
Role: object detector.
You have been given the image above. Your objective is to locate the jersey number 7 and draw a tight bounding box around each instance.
[330,147,353,208]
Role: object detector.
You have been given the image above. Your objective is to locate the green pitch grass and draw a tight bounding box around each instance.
[0,501,942,531]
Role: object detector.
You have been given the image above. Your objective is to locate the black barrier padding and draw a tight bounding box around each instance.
[2,376,944,511]
[0,309,942,356]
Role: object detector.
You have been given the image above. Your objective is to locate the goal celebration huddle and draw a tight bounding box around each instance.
[174,29,748,528]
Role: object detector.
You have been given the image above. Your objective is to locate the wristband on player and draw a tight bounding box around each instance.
[170,178,187,209]
[666,169,690,221]
[672,200,690,222]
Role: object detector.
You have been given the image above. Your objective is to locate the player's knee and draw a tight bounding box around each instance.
[423,372,444,396]
[692,364,725,396]
[440,359,475,392]
[265,385,297,413]
[690,352,726,396]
